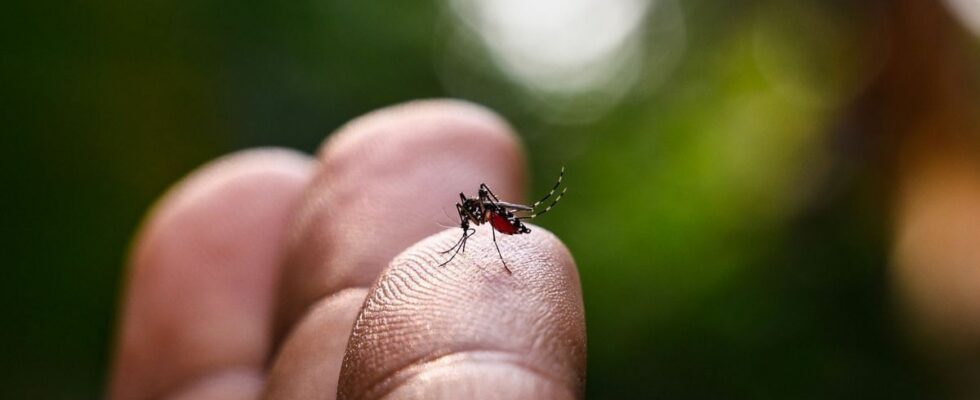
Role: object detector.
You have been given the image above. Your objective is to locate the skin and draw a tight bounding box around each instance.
[110,99,586,400]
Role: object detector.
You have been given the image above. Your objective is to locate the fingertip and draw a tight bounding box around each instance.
[113,148,315,400]
[338,226,585,399]
[145,148,315,224]
[312,98,527,207]
[317,99,521,162]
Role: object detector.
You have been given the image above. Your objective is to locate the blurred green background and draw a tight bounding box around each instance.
[6,0,968,397]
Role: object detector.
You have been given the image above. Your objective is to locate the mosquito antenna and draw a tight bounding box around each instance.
[433,206,460,229]
[520,187,566,220]
[435,220,458,229]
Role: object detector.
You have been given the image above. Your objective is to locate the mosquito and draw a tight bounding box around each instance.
[438,167,567,274]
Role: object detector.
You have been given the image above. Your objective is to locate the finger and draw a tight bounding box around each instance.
[263,288,369,399]
[266,100,526,398]
[339,226,586,400]
[111,149,314,400]
[274,99,526,333]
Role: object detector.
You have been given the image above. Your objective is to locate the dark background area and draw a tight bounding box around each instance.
[8,0,979,397]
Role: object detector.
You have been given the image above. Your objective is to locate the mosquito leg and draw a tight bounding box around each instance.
[479,183,501,203]
[531,166,565,208]
[520,186,567,220]
[439,200,476,268]
[440,203,469,253]
[439,228,475,267]
[491,227,512,274]
[439,230,467,254]
[460,228,475,253]
[438,243,462,267]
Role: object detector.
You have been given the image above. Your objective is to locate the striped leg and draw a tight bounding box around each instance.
[522,186,566,220]
[439,203,475,267]
[491,227,512,274]
[479,183,501,203]
[439,227,475,267]
[531,166,565,208]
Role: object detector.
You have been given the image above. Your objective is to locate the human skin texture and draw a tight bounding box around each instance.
[110,100,586,400]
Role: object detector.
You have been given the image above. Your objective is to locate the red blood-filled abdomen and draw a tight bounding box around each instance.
[489,213,520,235]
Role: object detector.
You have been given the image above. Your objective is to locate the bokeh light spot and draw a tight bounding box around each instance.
[449,0,651,95]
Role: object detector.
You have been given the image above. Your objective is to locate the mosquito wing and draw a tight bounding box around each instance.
[494,201,533,211]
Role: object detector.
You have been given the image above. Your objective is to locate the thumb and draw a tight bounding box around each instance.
[338,226,586,400]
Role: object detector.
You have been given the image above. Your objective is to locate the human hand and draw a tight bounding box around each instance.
[110,100,586,400]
